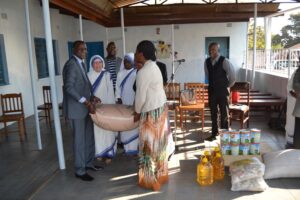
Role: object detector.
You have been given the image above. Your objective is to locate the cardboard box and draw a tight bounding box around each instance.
[223,154,262,166]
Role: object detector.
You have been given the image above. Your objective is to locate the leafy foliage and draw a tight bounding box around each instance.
[248,24,282,49]
[248,25,266,49]
[272,13,300,48]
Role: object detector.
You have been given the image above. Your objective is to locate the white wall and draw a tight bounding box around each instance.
[82,20,106,43]
[0,0,78,123]
[81,22,248,86]
[96,23,247,85]
[0,0,248,123]
[240,68,288,98]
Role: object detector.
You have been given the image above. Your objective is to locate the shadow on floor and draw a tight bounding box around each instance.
[0,114,299,200]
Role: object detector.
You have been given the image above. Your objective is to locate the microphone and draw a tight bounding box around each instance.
[174,59,185,63]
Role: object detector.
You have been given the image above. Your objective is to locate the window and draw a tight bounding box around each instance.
[34,38,59,79]
[0,34,9,85]
[68,41,104,72]
[205,37,230,58]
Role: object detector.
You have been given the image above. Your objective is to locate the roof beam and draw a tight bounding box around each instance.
[49,1,280,27]
[50,0,111,26]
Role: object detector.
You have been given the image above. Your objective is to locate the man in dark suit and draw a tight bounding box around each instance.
[62,40,102,181]
[204,42,235,141]
[156,61,168,85]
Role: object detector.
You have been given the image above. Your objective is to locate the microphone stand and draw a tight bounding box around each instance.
[166,61,183,151]
[167,61,183,87]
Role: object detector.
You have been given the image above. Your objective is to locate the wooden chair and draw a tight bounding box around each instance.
[37,86,52,125]
[229,82,250,129]
[0,93,26,141]
[37,86,64,125]
[178,83,205,131]
[164,82,180,110]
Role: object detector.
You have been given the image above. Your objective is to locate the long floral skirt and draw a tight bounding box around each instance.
[138,105,169,191]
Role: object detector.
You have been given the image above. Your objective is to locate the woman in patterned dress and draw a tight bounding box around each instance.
[133,40,169,191]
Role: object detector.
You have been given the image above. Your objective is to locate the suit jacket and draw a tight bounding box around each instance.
[62,56,92,119]
[156,61,168,84]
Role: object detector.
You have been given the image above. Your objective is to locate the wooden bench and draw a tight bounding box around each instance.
[203,98,284,110]
[242,92,272,96]
[199,84,284,116]
[239,95,281,100]
[238,98,284,105]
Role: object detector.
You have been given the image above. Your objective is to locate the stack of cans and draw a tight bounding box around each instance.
[230,130,240,156]
[220,128,261,156]
[250,128,261,155]
[239,129,250,155]
[220,129,231,155]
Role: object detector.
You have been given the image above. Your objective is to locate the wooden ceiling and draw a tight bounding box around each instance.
[48,0,296,27]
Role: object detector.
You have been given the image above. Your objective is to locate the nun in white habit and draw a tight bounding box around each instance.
[88,55,117,163]
[115,53,139,155]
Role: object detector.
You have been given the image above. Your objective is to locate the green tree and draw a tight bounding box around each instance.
[273,13,300,48]
[271,34,282,49]
[248,24,282,49]
[248,25,265,49]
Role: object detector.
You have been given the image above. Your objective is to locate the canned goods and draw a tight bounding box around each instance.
[221,145,231,155]
[240,129,251,144]
[220,130,230,145]
[250,129,261,143]
[219,129,228,134]
[231,144,240,156]
[230,131,240,145]
[239,144,250,155]
[250,143,260,155]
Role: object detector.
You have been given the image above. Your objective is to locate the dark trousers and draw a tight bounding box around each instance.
[209,94,229,136]
[294,117,300,149]
[70,115,95,175]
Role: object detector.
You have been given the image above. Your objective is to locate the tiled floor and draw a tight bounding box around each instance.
[0,113,299,200]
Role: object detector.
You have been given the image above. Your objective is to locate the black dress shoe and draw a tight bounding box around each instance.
[86,165,104,171]
[206,135,216,141]
[75,173,94,181]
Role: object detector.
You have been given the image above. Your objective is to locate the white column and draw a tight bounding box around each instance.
[288,49,291,78]
[25,0,42,150]
[79,14,83,40]
[245,21,249,81]
[120,8,126,56]
[251,3,257,89]
[105,28,109,47]
[105,28,108,57]
[264,17,272,69]
[42,0,65,169]
[264,17,272,51]
[171,24,175,80]
[171,24,177,149]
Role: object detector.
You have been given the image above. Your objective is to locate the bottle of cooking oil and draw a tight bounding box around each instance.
[204,150,212,163]
[197,156,213,186]
[212,152,225,180]
[211,146,221,160]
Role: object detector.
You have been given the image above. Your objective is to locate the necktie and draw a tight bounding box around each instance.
[80,62,89,81]
[81,62,87,73]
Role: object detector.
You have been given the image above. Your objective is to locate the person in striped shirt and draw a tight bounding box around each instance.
[104,42,122,91]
